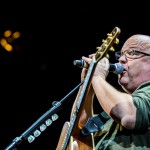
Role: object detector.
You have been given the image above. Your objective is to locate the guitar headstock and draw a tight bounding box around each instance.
[95,27,121,62]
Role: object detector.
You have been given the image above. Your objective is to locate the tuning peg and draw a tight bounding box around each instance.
[109,46,115,52]
[115,38,119,44]
[107,33,112,37]
[96,46,102,51]
[102,39,107,43]
[105,53,110,59]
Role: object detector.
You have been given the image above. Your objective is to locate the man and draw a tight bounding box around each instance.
[81,34,150,149]
[56,34,150,150]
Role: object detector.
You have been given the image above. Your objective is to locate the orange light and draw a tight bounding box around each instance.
[4,30,12,37]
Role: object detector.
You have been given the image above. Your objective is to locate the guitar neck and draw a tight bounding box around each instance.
[62,61,96,149]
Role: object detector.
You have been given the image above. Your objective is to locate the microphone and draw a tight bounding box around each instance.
[73,59,124,74]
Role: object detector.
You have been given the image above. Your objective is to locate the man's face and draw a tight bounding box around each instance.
[118,35,150,93]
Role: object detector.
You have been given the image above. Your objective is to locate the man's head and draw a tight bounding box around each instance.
[117,34,150,93]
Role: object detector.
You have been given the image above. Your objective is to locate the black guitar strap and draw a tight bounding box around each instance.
[80,111,110,136]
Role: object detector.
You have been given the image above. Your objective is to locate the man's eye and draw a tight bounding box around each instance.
[127,51,134,55]
[134,52,139,55]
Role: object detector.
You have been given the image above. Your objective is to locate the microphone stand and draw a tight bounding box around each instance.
[4,80,84,150]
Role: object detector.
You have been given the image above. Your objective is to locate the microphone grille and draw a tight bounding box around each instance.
[114,63,124,74]
[73,60,86,68]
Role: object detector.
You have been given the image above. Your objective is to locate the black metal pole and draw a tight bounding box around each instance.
[4,80,84,150]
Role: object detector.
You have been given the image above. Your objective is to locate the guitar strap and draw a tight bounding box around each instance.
[81,111,110,136]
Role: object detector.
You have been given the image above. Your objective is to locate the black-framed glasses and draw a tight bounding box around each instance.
[115,49,150,60]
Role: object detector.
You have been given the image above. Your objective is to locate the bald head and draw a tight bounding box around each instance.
[122,34,150,52]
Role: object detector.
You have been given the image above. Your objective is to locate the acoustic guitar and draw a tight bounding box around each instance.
[56,27,121,150]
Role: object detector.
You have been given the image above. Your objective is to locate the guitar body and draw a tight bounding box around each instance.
[56,121,94,150]
[56,86,95,150]
[56,121,70,150]
[56,27,121,150]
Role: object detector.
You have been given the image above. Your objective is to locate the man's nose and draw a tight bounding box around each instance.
[119,54,127,62]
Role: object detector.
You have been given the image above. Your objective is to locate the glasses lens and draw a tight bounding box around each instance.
[115,51,121,60]
[126,49,142,59]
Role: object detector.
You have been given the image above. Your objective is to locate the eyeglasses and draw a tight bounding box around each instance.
[115,49,150,60]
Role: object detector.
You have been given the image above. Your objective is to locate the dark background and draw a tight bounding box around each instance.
[0,2,150,150]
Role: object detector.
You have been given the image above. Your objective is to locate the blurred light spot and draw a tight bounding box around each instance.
[0,38,13,52]
[0,30,21,52]
[13,31,21,39]
[5,44,13,52]
[1,38,7,46]
[4,30,12,37]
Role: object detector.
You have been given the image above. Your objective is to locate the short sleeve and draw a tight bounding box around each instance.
[132,82,150,131]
